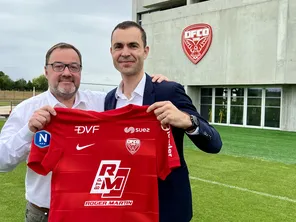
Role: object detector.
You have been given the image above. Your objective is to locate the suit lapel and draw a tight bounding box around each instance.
[106,74,155,110]
[104,88,117,111]
[143,73,156,105]
[109,96,117,110]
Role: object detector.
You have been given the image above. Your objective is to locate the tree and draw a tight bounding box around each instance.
[0,71,14,90]
[14,78,27,91]
[0,71,5,89]
[32,74,48,91]
[25,80,34,91]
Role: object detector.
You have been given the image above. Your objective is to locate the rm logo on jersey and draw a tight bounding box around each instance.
[90,160,130,198]
[34,130,51,148]
[181,23,213,64]
[126,138,141,155]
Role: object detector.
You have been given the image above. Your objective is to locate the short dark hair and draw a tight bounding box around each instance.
[111,21,147,47]
[45,42,82,65]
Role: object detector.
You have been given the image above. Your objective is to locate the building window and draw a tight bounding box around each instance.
[200,88,212,122]
[247,88,262,126]
[265,88,281,128]
[215,88,227,123]
[230,88,244,125]
[199,86,281,129]
[189,0,209,3]
[137,13,142,26]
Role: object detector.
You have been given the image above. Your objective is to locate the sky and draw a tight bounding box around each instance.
[0,0,132,90]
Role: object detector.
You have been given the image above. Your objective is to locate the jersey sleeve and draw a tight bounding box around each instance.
[157,126,180,180]
[27,129,62,176]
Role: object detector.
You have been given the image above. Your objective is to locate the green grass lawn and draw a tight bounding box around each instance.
[0,124,296,221]
[0,100,21,107]
[0,101,12,106]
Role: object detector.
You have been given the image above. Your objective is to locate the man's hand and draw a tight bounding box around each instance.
[151,74,169,83]
[28,105,56,133]
[147,101,192,129]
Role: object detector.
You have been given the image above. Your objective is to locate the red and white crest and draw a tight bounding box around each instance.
[181,23,213,64]
[125,138,141,155]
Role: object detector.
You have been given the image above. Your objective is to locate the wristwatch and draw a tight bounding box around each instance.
[186,115,199,132]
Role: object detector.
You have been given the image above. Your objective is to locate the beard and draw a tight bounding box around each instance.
[50,78,79,101]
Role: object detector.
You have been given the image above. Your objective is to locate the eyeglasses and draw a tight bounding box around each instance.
[47,62,82,73]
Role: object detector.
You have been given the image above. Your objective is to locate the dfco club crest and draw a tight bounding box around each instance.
[125,138,141,155]
[181,23,213,64]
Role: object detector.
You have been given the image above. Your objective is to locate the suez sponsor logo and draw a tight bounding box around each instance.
[85,160,133,207]
[74,125,100,134]
[124,127,150,133]
[181,23,213,64]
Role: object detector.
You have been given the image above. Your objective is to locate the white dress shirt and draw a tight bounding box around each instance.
[115,74,146,108]
[0,89,106,208]
[115,74,199,134]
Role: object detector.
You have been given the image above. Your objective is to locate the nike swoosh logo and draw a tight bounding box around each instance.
[76,143,95,151]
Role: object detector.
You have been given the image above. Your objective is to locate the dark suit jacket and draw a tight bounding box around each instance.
[104,74,222,222]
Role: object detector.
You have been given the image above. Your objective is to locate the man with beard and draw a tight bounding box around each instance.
[0,42,167,222]
[104,21,223,222]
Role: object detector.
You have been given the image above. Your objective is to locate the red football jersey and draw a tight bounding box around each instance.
[28,104,180,222]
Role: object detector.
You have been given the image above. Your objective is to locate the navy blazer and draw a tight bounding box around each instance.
[104,74,222,222]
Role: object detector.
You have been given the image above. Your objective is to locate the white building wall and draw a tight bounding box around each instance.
[285,0,296,82]
[281,85,296,131]
[135,0,295,86]
[133,0,296,131]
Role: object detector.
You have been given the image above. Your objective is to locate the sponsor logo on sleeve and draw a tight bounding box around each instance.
[166,131,173,157]
[161,125,170,131]
[34,130,51,148]
[181,23,213,64]
[160,124,173,157]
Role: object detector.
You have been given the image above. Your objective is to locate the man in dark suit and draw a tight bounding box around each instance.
[105,21,222,222]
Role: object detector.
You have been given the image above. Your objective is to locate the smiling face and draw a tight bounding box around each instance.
[45,48,81,101]
[110,27,149,77]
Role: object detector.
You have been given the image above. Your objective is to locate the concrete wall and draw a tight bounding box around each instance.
[135,0,296,86]
[143,0,174,8]
[280,85,296,131]
[132,0,164,20]
[186,86,201,112]
[134,0,296,131]
[285,0,296,82]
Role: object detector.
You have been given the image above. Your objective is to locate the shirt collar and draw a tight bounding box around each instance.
[115,74,146,99]
[45,89,87,108]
